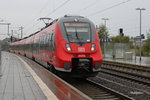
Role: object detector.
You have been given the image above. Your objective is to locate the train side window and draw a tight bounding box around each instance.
[43,36,44,45]
[41,36,43,45]
[49,33,53,51]
[45,35,47,44]
[40,36,42,46]
[42,35,45,49]
[39,37,41,44]
[48,33,51,50]
[43,35,46,45]
[49,33,51,41]
[45,34,50,50]
[39,36,42,49]
[41,36,44,49]
[51,33,53,41]
[44,35,46,50]
[51,33,56,51]
[47,34,49,43]
[46,34,48,41]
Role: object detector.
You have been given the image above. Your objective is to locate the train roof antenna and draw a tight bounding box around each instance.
[38,17,53,26]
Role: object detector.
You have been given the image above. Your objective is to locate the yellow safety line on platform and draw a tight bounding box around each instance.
[16,55,59,100]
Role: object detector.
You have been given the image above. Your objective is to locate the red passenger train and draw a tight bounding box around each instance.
[9,15,103,78]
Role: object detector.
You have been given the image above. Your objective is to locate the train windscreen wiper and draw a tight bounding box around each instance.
[75,29,83,45]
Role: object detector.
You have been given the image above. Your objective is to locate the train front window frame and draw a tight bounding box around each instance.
[64,22,91,43]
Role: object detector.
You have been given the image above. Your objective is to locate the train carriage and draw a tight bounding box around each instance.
[9,15,103,78]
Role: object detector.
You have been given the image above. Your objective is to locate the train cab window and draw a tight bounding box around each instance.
[64,22,91,43]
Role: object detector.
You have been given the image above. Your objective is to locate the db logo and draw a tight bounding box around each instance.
[78,47,85,52]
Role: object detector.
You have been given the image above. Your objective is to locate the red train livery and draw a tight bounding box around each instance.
[9,15,103,78]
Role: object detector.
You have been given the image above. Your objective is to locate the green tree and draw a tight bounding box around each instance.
[0,40,9,50]
[98,24,109,39]
[147,29,150,39]
[111,36,130,43]
[143,37,150,54]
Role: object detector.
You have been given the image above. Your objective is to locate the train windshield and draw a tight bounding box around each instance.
[64,23,91,43]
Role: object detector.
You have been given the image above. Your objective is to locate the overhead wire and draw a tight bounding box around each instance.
[25,0,72,36]
[82,0,99,10]
[45,0,72,17]
[25,0,133,36]
[24,0,51,27]
[75,0,99,14]
[24,0,52,35]
[86,0,132,17]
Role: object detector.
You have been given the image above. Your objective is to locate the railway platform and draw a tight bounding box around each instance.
[0,52,91,100]
[104,56,150,67]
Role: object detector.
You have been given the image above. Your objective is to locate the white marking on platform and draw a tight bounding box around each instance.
[16,55,59,100]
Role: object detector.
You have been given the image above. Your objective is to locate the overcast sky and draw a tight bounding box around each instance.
[0,0,150,40]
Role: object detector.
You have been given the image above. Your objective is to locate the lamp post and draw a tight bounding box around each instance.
[136,8,146,61]
[102,18,109,58]
[0,50,1,77]
[19,26,23,39]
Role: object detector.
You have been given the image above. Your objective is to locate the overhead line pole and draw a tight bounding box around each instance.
[8,24,10,36]
[0,23,11,36]
[102,18,109,58]
[20,26,23,39]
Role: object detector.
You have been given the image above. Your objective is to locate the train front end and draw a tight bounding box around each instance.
[55,15,103,78]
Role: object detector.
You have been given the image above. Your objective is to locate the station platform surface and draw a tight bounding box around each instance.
[0,52,91,100]
[104,56,150,67]
[0,52,55,100]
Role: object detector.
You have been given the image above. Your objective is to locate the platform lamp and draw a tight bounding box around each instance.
[136,8,146,61]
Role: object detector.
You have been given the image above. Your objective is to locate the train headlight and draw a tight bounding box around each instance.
[66,44,72,51]
[91,44,96,51]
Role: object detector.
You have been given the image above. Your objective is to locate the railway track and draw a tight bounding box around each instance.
[100,68,150,86]
[102,60,150,85]
[102,60,150,77]
[98,60,150,100]
[64,78,133,100]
